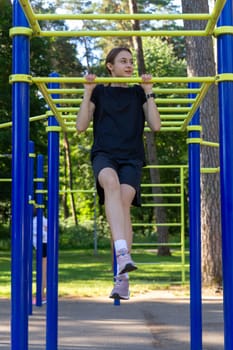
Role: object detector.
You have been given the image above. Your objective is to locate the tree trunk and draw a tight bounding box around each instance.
[181,0,222,286]
[128,0,170,256]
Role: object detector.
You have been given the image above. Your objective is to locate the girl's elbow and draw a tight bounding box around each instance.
[76,126,86,133]
[76,122,87,133]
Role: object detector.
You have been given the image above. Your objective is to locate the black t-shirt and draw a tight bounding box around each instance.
[90,84,147,163]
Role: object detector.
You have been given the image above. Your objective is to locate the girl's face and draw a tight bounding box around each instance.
[106,50,134,77]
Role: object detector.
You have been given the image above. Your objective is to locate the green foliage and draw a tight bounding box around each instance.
[59,216,110,249]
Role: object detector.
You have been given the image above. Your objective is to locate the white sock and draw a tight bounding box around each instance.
[114,239,128,252]
[116,270,129,279]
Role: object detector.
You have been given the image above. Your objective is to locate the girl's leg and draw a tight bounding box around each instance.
[120,183,135,251]
[98,167,127,241]
[98,168,136,275]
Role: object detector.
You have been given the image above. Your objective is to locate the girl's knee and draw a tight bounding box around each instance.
[98,168,120,191]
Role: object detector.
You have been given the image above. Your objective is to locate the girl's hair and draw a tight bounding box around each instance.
[105,47,132,75]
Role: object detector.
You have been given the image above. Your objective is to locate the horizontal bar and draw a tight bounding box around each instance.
[39,30,208,38]
[48,87,201,95]
[35,13,211,21]
[141,194,181,197]
[142,203,181,207]
[132,223,182,226]
[33,76,216,84]
[133,242,182,246]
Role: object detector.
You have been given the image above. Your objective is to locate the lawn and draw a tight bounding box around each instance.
[0,248,189,299]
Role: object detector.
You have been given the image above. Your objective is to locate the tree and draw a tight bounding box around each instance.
[128,0,172,256]
[181,0,222,286]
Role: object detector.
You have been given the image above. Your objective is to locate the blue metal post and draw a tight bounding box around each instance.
[35,155,44,307]
[188,83,202,350]
[217,1,233,349]
[46,73,60,350]
[28,141,35,315]
[11,1,30,349]
[113,248,120,306]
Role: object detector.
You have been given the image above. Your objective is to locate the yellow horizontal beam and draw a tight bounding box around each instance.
[144,165,187,169]
[18,0,225,40]
[214,26,233,37]
[0,114,48,129]
[40,29,207,38]
[33,76,215,84]
[48,88,84,94]
[156,98,195,104]
[201,167,220,173]
[52,98,82,104]
[160,115,187,120]
[35,13,211,21]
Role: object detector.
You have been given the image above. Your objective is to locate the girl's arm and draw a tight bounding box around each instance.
[76,74,96,133]
[141,74,161,132]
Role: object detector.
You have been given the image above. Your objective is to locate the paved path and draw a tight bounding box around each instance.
[0,291,224,350]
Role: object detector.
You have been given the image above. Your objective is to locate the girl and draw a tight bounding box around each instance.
[76,47,160,300]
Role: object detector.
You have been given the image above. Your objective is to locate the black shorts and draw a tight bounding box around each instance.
[42,243,47,258]
[92,154,143,207]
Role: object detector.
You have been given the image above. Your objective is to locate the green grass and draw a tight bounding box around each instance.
[0,248,189,299]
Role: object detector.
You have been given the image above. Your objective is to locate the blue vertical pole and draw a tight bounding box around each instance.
[28,141,35,316]
[11,1,30,349]
[188,83,202,350]
[46,72,60,350]
[217,1,233,349]
[36,155,44,307]
[113,248,120,306]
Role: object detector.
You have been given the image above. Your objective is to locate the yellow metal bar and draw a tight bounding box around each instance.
[141,193,181,197]
[181,82,213,131]
[187,125,203,132]
[216,73,233,82]
[156,98,196,104]
[0,114,48,129]
[19,0,41,34]
[201,167,220,173]
[132,223,181,226]
[205,0,227,35]
[32,76,215,84]
[161,121,184,126]
[214,26,233,37]
[9,74,32,84]
[186,138,202,144]
[142,203,181,207]
[40,29,207,38]
[57,107,77,112]
[35,83,67,130]
[155,88,201,94]
[144,165,187,168]
[201,140,219,147]
[160,115,187,120]
[62,115,77,120]
[48,88,84,94]
[159,107,190,112]
[34,13,211,21]
[9,27,33,37]
[52,98,82,104]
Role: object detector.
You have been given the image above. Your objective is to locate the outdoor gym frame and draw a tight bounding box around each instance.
[9,0,233,349]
